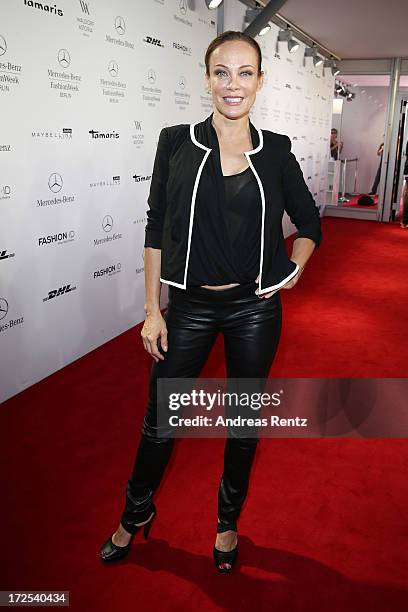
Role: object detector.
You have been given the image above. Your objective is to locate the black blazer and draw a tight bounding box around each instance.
[145,112,322,295]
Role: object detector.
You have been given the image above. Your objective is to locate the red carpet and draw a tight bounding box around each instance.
[1,218,408,611]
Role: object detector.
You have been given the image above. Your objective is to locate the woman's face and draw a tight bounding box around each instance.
[206,40,263,120]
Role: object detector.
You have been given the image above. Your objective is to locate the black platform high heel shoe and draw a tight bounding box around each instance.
[213,520,238,574]
[100,504,156,563]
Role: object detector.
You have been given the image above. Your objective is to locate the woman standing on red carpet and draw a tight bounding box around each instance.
[101,30,322,573]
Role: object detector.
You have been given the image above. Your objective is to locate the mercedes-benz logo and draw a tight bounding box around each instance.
[0,297,9,321]
[179,0,187,16]
[0,35,6,56]
[114,16,125,35]
[179,76,186,89]
[108,60,119,77]
[147,69,156,84]
[48,173,63,193]
[58,48,71,68]
[102,215,113,232]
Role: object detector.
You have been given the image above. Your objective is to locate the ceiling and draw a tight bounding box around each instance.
[276,0,408,59]
[340,75,408,87]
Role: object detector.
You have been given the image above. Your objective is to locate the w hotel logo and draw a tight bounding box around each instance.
[79,0,90,15]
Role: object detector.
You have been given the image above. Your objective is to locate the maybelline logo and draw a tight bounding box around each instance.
[43,284,77,302]
[173,42,191,56]
[0,185,11,200]
[94,215,122,246]
[106,16,134,49]
[93,262,122,278]
[31,128,72,139]
[89,129,119,139]
[38,230,75,246]
[133,173,151,183]
[0,145,11,151]
[143,36,164,48]
[23,0,63,16]
[0,249,15,260]
[0,298,24,333]
[89,176,120,188]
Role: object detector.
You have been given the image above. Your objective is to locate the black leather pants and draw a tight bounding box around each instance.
[120,280,282,533]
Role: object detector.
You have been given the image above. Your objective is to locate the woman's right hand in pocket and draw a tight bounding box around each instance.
[141,311,168,362]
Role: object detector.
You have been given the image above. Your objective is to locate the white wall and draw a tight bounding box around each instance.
[339,86,388,194]
[1,0,333,403]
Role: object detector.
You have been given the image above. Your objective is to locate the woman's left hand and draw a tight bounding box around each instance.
[255,262,304,299]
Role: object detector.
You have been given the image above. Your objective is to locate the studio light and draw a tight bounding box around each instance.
[325,58,340,76]
[332,64,340,76]
[304,44,323,67]
[277,26,299,53]
[259,23,271,36]
[205,0,223,8]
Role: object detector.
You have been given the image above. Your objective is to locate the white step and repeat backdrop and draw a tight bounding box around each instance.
[0,0,217,402]
[1,0,333,403]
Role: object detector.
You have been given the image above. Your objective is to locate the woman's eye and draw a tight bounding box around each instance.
[214,70,253,77]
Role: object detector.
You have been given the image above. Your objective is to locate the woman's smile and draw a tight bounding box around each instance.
[223,96,244,105]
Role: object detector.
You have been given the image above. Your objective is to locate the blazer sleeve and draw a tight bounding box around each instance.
[281,136,322,248]
[144,127,170,249]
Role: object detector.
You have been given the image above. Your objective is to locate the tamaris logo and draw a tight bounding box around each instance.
[23,0,64,16]
[133,173,151,182]
[89,130,119,139]
[43,284,77,302]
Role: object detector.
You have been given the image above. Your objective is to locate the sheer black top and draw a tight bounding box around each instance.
[186,165,262,287]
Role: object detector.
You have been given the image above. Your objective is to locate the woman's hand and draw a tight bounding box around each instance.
[255,262,304,299]
[141,310,168,362]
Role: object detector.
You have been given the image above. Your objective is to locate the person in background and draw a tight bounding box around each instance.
[369,142,384,195]
[401,140,408,228]
[330,128,343,160]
